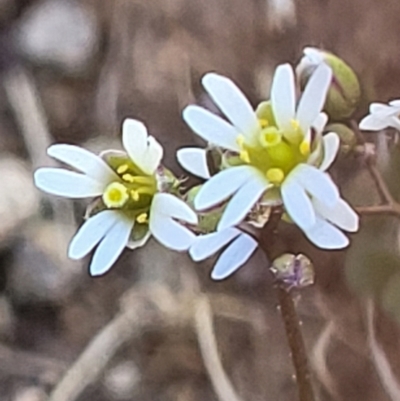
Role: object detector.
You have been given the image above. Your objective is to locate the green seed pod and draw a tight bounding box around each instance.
[297,48,361,121]
[325,123,357,153]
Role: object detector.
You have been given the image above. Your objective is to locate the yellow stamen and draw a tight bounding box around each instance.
[130,190,140,201]
[239,150,250,163]
[266,168,285,185]
[259,118,269,128]
[122,173,135,183]
[299,140,310,156]
[130,176,155,186]
[117,164,129,174]
[291,119,300,130]
[136,213,148,224]
[103,182,129,208]
[236,134,245,147]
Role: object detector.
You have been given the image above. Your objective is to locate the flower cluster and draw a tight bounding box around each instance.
[34,48,362,280]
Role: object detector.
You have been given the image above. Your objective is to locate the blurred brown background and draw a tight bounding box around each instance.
[2,0,400,400]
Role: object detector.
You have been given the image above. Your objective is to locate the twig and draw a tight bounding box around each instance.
[365,299,400,401]
[47,285,181,401]
[277,287,315,401]
[194,295,243,401]
[351,120,400,218]
[3,66,76,250]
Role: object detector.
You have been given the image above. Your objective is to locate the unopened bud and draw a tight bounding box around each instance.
[270,253,314,290]
[325,123,357,153]
[297,47,361,121]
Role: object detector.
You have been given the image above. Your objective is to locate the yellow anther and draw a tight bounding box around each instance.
[117,164,129,174]
[239,150,250,163]
[122,173,135,183]
[299,140,310,156]
[236,134,245,147]
[291,119,301,130]
[259,118,269,128]
[266,168,285,185]
[130,190,140,201]
[103,182,129,208]
[136,213,148,224]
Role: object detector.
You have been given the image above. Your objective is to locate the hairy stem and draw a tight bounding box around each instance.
[277,286,315,401]
[260,208,315,401]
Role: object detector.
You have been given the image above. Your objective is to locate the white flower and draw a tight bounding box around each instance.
[189,227,258,280]
[179,63,359,249]
[359,100,400,131]
[34,118,197,276]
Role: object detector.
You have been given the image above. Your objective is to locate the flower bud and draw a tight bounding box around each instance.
[297,47,361,121]
[270,253,314,290]
[325,123,357,154]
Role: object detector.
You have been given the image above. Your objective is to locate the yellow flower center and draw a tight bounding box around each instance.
[228,117,320,187]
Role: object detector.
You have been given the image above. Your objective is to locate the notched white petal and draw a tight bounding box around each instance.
[182,105,240,151]
[47,144,118,183]
[202,73,259,142]
[304,218,349,250]
[319,132,340,171]
[122,118,163,175]
[297,63,332,135]
[217,174,269,231]
[189,228,240,261]
[34,168,105,198]
[211,233,258,280]
[194,165,256,211]
[68,210,119,259]
[281,177,315,231]
[150,215,196,251]
[152,193,198,224]
[89,214,134,276]
[314,198,359,232]
[271,63,296,133]
[177,147,210,179]
[291,164,339,207]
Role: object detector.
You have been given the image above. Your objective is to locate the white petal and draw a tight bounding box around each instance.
[123,118,147,160]
[90,214,134,276]
[312,112,328,134]
[303,47,324,64]
[34,168,105,198]
[150,215,196,251]
[304,217,349,249]
[296,64,332,135]
[177,147,210,179]
[202,73,259,143]
[211,233,258,280]
[151,193,198,224]
[194,165,257,211]
[189,227,240,261]
[122,118,163,175]
[389,99,400,108]
[271,64,296,133]
[47,144,118,183]
[319,132,340,171]
[68,210,119,259]
[313,198,359,232]
[370,103,396,116]
[359,114,390,131]
[183,105,240,151]
[281,177,315,230]
[217,174,269,230]
[289,164,339,207]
